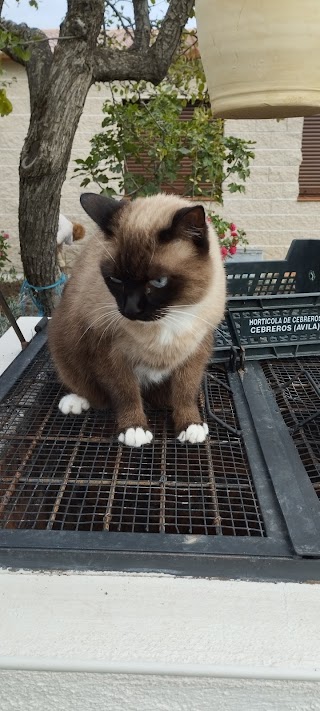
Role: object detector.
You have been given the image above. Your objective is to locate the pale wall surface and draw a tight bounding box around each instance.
[1,63,319,271]
[1,672,320,711]
[0,572,320,711]
[223,118,320,260]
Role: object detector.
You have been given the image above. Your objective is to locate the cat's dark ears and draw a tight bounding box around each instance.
[160,205,209,254]
[80,193,126,232]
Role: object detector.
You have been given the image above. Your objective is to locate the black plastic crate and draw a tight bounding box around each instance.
[226,239,320,297]
[214,240,320,366]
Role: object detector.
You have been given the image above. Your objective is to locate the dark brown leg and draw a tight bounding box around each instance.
[171,336,211,444]
[143,379,172,410]
[97,355,151,447]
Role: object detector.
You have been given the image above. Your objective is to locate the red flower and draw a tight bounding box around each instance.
[2,232,9,239]
[230,223,237,232]
[229,245,237,255]
[220,246,228,259]
[231,230,238,238]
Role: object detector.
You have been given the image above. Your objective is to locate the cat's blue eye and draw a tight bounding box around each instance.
[149,276,168,289]
[109,276,122,284]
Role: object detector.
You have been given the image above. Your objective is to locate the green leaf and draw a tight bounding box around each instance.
[80,177,91,187]
[14,45,30,61]
[0,89,13,116]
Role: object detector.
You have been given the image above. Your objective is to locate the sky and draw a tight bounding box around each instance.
[1,0,193,30]
[2,0,67,27]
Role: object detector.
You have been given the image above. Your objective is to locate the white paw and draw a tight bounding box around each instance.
[59,394,90,415]
[118,427,153,448]
[178,423,209,444]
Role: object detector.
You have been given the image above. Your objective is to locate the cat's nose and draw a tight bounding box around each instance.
[123,293,143,319]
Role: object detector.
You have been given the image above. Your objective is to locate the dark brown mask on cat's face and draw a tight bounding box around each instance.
[80,193,212,322]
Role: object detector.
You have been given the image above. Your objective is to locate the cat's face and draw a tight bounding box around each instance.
[80,193,212,322]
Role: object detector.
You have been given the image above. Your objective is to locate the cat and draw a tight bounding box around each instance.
[48,193,226,447]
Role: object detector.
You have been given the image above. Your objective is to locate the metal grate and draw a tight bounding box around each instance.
[263,358,320,500]
[0,347,264,536]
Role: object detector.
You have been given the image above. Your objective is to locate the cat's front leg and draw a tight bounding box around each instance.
[102,358,153,448]
[117,404,153,448]
[171,337,211,445]
[116,401,153,447]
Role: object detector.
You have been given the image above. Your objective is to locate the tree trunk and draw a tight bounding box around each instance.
[18,60,93,314]
[18,85,92,313]
[19,172,68,314]
[18,1,104,314]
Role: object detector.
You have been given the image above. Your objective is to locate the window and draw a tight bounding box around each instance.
[299,115,320,199]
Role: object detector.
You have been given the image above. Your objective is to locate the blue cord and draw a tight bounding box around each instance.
[20,272,68,316]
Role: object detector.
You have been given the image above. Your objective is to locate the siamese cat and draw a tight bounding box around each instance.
[49,193,226,447]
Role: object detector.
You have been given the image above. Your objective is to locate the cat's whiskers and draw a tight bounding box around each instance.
[111,313,122,341]
[90,304,117,315]
[98,312,122,347]
[163,313,197,334]
[76,310,120,346]
[97,313,121,346]
[165,308,215,330]
[96,236,117,266]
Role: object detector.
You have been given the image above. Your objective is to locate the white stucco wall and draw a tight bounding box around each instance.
[223,118,320,260]
[1,672,319,711]
[0,571,320,711]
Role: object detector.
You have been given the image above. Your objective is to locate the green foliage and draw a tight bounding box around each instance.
[0,230,15,276]
[0,28,31,116]
[0,29,31,62]
[0,0,37,114]
[0,87,12,116]
[74,40,255,203]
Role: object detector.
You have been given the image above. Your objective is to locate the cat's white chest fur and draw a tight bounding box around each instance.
[133,306,207,386]
[157,304,205,347]
[134,364,171,385]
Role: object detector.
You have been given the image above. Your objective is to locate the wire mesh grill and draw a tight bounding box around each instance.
[0,346,264,536]
[263,358,320,500]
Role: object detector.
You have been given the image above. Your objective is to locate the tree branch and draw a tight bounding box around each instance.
[105,0,133,36]
[149,0,195,73]
[0,19,53,108]
[93,0,195,85]
[131,0,151,52]
[93,46,156,83]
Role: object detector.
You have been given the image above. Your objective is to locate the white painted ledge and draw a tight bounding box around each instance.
[0,317,41,376]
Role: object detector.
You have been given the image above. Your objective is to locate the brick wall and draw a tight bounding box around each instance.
[222,118,320,260]
[1,61,319,271]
